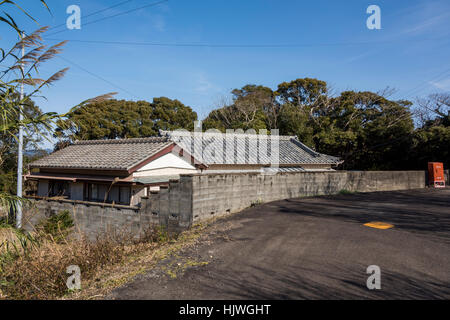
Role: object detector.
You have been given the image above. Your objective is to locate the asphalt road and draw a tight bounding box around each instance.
[111,188,450,299]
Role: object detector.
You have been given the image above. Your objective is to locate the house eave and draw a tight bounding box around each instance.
[24,173,135,184]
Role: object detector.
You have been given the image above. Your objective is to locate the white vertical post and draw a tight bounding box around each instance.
[16,32,25,229]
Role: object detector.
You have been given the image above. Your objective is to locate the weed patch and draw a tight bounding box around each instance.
[0,223,174,300]
[338,189,356,195]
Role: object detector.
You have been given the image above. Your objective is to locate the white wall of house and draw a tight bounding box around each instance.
[131,185,147,207]
[133,153,198,177]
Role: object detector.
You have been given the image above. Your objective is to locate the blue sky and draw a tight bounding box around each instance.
[2,0,450,125]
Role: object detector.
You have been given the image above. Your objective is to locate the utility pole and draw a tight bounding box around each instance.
[16,32,24,229]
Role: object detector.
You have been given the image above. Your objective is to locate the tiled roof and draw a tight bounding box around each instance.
[30,131,341,171]
[161,130,341,166]
[30,137,173,171]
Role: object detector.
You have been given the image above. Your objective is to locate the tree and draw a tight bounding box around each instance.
[151,97,198,132]
[275,78,334,147]
[314,91,415,170]
[54,98,198,142]
[0,1,114,221]
[415,93,450,128]
[411,126,450,170]
[0,94,45,194]
[202,78,418,171]
[203,85,277,132]
[410,93,450,169]
[277,103,314,146]
[276,78,329,109]
[0,1,66,213]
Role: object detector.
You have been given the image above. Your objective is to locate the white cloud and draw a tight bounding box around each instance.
[194,73,221,94]
[152,14,166,32]
[134,4,169,32]
[430,78,450,91]
[400,11,450,36]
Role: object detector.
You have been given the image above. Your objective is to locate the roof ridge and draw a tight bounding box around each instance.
[74,137,170,145]
[161,130,296,140]
[289,138,322,157]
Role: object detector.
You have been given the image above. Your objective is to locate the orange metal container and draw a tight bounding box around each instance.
[428,162,445,188]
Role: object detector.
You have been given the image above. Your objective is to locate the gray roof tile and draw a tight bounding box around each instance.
[30,132,341,171]
[30,137,173,171]
[161,130,341,166]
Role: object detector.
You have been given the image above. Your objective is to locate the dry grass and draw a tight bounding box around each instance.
[0,228,16,244]
[68,223,208,300]
[0,224,173,300]
[0,209,234,300]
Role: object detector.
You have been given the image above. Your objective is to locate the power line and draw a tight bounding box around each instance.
[56,55,140,99]
[394,67,450,101]
[17,0,152,100]
[45,0,168,37]
[43,37,445,49]
[47,0,135,32]
[11,29,140,100]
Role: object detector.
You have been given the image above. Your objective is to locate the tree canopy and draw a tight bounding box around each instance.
[55,97,198,143]
[202,78,449,170]
[202,85,274,132]
[409,93,450,170]
[0,94,46,194]
[51,77,449,170]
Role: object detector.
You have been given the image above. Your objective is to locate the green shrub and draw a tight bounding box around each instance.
[338,189,355,195]
[0,226,169,299]
[38,210,74,242]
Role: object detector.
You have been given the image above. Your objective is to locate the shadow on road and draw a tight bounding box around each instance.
[197,262,450,300]
[275,189,450,241]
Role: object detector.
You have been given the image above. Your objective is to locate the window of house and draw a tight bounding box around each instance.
[84,183,130,205]
[119,186,131,205]
[91,184,98,200]
[108,186,120,203]
[48,181,70,197]
[98,184,107,202]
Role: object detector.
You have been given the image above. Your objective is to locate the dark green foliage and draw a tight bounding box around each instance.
[55,98,198,141]
[203,85,276,132]
[38,210,74,241]
[202,79,450,171]
[338,189,356,195]
[203,78,425,170]
[409,125,450,170]
[277,103,314,146]
[0,95,47,194]
[312,91,415,170]
[408,93,450,170]
[276,78,328,106]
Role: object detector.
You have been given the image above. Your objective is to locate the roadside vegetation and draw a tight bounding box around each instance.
[0,0,449,300]
[0,1,204,300]
[0,210,184,299]
[338,189,357,195]
[0,1,115,216]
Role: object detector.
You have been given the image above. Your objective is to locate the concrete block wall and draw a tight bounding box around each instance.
[139,175,193,233]
[24,198,157,240]
[189,170,427,222]
[25,170,428,238]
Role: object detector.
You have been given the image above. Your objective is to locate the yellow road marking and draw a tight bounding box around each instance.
[364,222,394,230]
